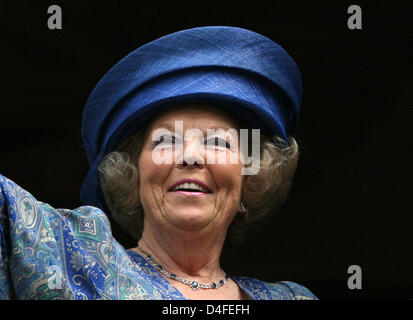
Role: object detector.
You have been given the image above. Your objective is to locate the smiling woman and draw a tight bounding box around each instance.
[0,26,317,300]
[98,105,301,299]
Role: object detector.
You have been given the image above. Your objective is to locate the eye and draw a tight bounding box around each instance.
[206,137,231,149]
[153,135,175,147]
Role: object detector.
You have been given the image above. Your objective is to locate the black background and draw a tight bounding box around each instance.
[0,1,411,299]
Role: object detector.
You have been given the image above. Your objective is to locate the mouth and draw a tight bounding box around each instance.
[169,179,212,194]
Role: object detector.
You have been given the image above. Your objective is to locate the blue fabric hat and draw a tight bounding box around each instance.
[80,26,303,210]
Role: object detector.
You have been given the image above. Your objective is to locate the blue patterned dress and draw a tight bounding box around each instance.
[0,174,317,300]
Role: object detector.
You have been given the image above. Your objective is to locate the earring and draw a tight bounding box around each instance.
[240,202,248,214]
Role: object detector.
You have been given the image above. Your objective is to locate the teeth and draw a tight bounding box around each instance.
[173,182,209,193]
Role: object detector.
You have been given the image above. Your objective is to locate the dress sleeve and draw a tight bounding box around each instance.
[0,173,121,299]
[0,173,159,300]
[0,173,82,299]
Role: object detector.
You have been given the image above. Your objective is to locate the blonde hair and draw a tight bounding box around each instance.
[98,128,299,244]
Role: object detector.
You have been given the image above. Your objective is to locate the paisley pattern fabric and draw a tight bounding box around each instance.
[0,174,317,300]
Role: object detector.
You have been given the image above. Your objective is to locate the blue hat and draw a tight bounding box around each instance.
[80,26,303,210]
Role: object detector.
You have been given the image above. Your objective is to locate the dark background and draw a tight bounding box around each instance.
[0,1,411,299]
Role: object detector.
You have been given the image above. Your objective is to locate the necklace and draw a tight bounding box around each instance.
[137,246,229,291]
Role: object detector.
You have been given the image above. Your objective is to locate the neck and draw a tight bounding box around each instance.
[136,220,228,282]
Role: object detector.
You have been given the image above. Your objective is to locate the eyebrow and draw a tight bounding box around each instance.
[151,121,176,131]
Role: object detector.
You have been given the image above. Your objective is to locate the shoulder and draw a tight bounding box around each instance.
[266,281,318,300]
[233,276,318,300]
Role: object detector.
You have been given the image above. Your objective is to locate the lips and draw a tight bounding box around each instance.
[169,179,212,193]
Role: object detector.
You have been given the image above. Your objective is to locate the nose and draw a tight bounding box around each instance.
[176,137,205,168]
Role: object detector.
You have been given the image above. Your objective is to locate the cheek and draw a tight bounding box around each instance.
[212,164,243,223]
[213,163,243,195]
[138,152,170,198]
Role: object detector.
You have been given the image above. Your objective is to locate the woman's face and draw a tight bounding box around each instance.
[138,104,244,234]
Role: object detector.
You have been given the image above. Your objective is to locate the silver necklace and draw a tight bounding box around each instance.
[138,247,229,291]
